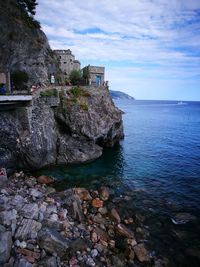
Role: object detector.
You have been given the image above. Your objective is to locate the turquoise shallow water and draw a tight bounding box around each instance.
[39,99,200,266]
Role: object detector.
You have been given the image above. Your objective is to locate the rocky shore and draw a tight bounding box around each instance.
[0,172,167,267]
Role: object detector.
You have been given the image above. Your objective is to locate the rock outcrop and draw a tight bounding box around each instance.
[0,86,124,171]
[0,0,60,86]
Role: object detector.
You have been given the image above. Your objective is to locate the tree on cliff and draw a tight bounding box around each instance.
[69,70,81,85]
[17,0,38,16]
[82,65,90,85]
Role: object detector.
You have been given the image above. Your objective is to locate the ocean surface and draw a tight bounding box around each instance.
[40,99,200,266]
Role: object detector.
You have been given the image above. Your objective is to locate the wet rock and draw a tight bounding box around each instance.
[37,175,54,185]
[74,188,92,201]
[111,255,124,267]
[171,213,197,224]
[110,208,121,223]
[95,226,110,243]
[38,227,71,258]
[91,199,103,208]
[21,203,39,220]
[99,187,110,201]
[0,230,12,264]
[72,195,85,222]
[98,207,108,215]
[116,224,135,239]
[15,219,42,240]
[133,243,150,262]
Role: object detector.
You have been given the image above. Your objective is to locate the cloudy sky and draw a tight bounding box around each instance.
[36,0,200,100]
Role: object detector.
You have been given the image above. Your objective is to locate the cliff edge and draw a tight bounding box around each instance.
[0,86,124,171]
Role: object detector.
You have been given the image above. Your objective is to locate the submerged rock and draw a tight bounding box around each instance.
[134,243,150,262]
[171,213,197,225]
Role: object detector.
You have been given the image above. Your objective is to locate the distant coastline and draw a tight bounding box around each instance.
[109,90,135,100]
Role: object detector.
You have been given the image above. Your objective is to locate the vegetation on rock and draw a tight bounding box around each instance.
[69,70,82,85]
[40,88,58,97]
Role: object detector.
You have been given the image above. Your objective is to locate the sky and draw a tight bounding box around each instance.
[36,0,200,100]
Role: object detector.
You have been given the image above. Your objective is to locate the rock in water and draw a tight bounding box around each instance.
[171,213,197,225]
[99,187,110,201]
[134,243,150,262]
[37,227,71,258]
[74,188,92,201]
[91,199,104,208]
[37,175,54,185]
[110,208,121,223]
[116,224,135,239]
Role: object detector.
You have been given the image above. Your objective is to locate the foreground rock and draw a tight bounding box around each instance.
[0,171,159,266]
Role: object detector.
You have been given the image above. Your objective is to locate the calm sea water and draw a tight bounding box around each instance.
[40,100,200,266]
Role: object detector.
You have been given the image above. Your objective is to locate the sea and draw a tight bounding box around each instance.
[39,99,200,266]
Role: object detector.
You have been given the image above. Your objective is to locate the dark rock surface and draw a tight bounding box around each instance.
[0,86,124,171]
[0,0,60,86]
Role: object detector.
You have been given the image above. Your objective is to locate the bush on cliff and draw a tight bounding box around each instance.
[69,70,81,85]
[11,70,29,90]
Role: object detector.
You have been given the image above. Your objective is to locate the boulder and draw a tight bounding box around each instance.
[91,199,104,208]
[37,175,54,185]
[21,203,39,220]
[171,213,197,225]
[74,188,92,201]
[37,227,71,258]
[0,231,12,264]
[0,209,17,226]
[15,219,42,240]
[99,187,110,201]
[110,208,121,223]
[133,243,150,262]
[116,224,135,239]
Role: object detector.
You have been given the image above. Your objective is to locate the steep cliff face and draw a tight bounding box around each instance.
[0,86,124,171]
[0,0,60,85]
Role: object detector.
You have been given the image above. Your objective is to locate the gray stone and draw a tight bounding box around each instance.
[30,189,43,198]
[15,218,42,240]
[39,256,59,267]
[38,227,71,258]
[0,209,17,226]
[0,231,12,264]
[13,258,32,267]
[21,203,39,219]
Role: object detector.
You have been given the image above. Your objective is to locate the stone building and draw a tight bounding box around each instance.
[54,49,81,80]
[88,65,105,86]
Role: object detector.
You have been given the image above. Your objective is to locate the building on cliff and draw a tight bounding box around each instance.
[54,49,81,80]
[88,65,105,86]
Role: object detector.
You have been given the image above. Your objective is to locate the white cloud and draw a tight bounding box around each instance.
[36,0,200,100]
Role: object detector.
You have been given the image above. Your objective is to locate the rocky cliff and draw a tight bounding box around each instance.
[0,0,60,85]
[0,86,124,171]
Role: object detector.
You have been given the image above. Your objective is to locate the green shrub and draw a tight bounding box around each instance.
[40,88,58,97]
[70,86,90,98]
[80,103,88,111]
[69,70,81,85]
[11,70,29,90]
